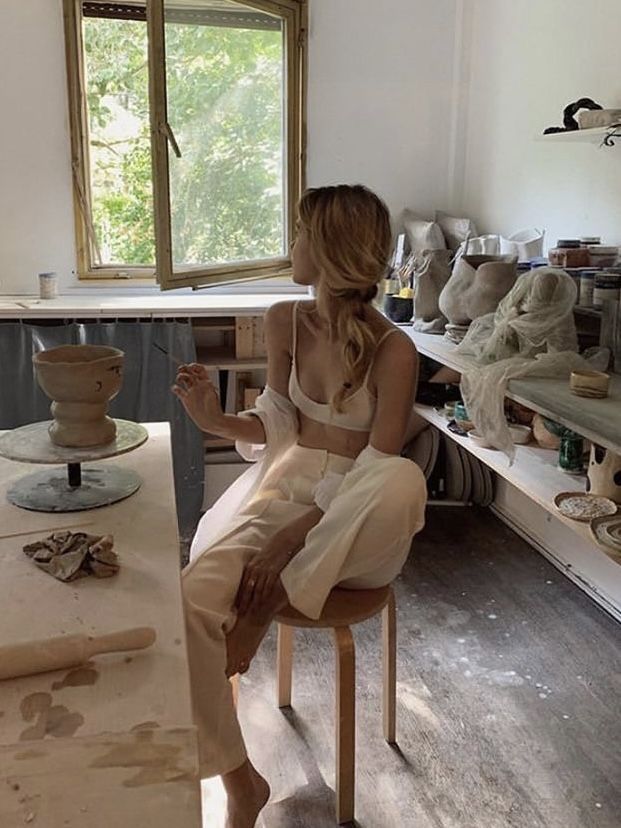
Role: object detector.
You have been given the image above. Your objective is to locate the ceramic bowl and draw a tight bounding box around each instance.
[570,370,610,399]
[34,345,124,403]
[508,424,532,445]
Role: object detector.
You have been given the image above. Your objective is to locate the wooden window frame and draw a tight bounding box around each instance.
[63,0,307,288]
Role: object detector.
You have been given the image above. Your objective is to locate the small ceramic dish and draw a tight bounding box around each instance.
[508,424,532,445]
[590,514,621,554]
[569,370,610,399]
[469,430,493,449]
[554,492,617,523]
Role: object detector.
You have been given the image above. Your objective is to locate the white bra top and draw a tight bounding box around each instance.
[288,302,398,432]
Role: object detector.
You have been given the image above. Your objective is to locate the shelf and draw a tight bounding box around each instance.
[414,404,619,566]
[573,306,602,318]
[196,346,267,371]
[537,125,621,146]
[406,330,621,456]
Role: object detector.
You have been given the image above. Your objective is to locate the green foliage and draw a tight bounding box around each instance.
[84,14,285,269]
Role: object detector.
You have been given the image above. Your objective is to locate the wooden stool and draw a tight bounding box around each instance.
[275,584,397,825]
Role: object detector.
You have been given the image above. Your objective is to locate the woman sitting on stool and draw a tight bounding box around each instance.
[174,184,427,828]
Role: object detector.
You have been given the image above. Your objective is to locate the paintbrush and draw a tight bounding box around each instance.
[152,341,185,366]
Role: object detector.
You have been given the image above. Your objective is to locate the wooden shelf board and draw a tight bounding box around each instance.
[415,404,619,566]
[196,346,267,370]
[406,330,621,456]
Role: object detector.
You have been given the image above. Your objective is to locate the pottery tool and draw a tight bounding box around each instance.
[0,522,94,541]
[0,626,156,682]
[152,341,185,366]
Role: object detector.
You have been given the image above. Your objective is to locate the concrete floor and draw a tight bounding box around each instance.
[202,506,621,828]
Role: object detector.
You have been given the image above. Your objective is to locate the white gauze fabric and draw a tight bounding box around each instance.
[456,268,609,459]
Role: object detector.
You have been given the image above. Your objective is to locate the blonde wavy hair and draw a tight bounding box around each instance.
[298,184,392,412]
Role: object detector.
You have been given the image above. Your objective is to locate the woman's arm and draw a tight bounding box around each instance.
[368,332,419,454]
[172,301,294,443]
[236,504,323,615]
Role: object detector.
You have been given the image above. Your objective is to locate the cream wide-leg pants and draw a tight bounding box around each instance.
[182,444,426,778]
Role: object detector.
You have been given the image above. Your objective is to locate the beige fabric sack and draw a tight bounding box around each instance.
[402,210,446,253]
[411,250,452,333]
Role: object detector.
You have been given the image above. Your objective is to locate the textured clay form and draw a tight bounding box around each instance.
[438,255,518,326]
[33,345,124,447]
[588,444,621,504]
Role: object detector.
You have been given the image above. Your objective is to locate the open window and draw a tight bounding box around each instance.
[64,0,307,289]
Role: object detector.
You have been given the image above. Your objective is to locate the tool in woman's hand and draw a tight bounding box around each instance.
[153,341,185,366]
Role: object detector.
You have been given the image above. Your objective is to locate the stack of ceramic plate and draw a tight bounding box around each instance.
[402,426,440,480]
[591,514,621,556]
[463,446,495,507]
[444,324,470,344]
[441,435,495,505]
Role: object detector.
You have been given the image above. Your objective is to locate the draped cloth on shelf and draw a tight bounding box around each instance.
[0,320,203,546]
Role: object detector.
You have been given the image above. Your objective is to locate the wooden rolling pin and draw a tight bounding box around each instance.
[0,627,156,681]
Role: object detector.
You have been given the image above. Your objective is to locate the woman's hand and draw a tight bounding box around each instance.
[236,538,296,617]
[235,506,324,617]
[172,363,224,433]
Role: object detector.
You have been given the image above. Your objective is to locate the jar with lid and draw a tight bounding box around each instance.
[558,430,585,475]
[548,240,590,268]
[578,270,596,307]
[589,246,619,269]
[593,272,621,308]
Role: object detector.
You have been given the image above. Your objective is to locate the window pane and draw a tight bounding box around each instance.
[83,13,155,266]
[164,0,286,270]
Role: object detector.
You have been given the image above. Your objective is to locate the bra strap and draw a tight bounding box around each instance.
[291,301,299,363]
[363,328,399,384]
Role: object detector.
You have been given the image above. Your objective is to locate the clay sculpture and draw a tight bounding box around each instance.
[33,345,124,448]
[438,254,518,327]
[411,249,452,333]
[588,444,621,504]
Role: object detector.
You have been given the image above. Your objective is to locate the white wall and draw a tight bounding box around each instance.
[454,0,621,249]
[0,0,458,295]
[0,1,76,295]
[307,0,458,219]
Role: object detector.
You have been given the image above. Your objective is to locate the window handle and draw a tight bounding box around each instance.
[160,121,182,158]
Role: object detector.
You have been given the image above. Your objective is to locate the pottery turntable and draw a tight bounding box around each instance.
[0,345,148,512]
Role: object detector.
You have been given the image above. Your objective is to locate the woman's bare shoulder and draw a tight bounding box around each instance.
[378,328,417,364]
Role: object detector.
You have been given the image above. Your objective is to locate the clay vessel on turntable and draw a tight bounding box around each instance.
[33,345,124,448]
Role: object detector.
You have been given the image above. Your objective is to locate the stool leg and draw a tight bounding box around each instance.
[277,623,294,708]
[334,625,355,825]
[382,589,397,744]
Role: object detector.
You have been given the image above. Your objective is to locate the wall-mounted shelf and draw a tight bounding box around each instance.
[537,125,621,147]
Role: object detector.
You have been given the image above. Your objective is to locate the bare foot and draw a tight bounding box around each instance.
[224,761,270,828]
[225,613,271,678]
[226,578,288,677]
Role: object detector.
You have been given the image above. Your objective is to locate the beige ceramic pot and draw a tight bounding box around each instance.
[33,345,124,448]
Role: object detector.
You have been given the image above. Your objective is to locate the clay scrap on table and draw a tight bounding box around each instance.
[23,531,119,582]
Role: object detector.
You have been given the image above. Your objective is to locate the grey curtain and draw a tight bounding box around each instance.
[0,320,203,545]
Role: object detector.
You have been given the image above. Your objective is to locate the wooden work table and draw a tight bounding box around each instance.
[0,423,201,827]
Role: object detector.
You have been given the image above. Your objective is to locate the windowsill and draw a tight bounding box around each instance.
[65,280,306,295]
[0,289,307,318]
